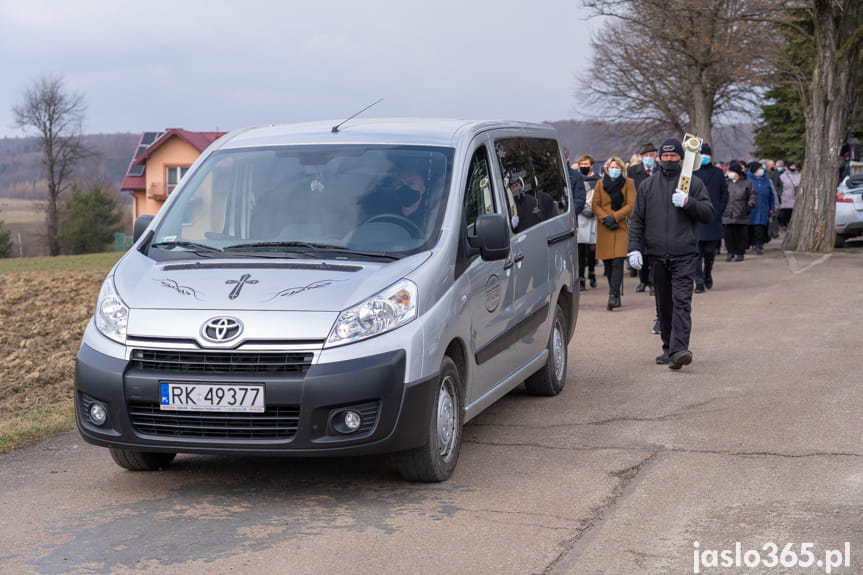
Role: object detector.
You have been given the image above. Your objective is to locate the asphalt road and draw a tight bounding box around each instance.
[2,239,862,575]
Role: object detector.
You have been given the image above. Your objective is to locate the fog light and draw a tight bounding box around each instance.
[343,410,361,431]
[89,402,108,426]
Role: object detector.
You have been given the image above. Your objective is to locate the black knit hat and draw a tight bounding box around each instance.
[729,163,745,176]
[659,138,684,158]
[747,160,763,174]
[701,142,712,156]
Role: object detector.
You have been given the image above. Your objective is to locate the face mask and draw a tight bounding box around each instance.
[756,169,765,178]
[396,185,421,207]
[727,172,738,182]
[579,166,591,176]
[608,167,621,179]
[642,157,655,169]
[789,167,797,172]
[701,155,710,166]
[660,160,681,176]
[777,167,785,173]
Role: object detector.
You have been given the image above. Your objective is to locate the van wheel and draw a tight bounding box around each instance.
[109,448,176,471]
[834,234,846,248]
[397,356,463,482]
[525,304,568,396]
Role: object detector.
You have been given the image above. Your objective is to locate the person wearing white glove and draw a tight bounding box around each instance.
[628,250,642,270]
[625,137,715,371]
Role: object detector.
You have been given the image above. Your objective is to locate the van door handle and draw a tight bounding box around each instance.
[514,251,525,263]
[503,257,514,270]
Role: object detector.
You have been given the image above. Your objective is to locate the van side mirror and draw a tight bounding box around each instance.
[467,213,510,261]
[133,215,154,243]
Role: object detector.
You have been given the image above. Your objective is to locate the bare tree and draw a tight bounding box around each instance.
[577,0,782,148]
[13,75,91,256]
[782,0,863,252]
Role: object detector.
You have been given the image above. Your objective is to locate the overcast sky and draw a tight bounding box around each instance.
[0,0,597,139]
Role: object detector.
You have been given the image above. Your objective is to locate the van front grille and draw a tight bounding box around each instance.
[128,401,300,439]
[130,349,313,375]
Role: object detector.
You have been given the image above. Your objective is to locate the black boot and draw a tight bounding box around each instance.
[579,278,586,291]
[725,253,734,262]
[589,274,597,288]
[704,258,714,289]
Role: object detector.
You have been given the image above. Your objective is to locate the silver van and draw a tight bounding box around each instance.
[75,118,579,481]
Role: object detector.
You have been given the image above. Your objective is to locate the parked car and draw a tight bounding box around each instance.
[74,118,580,482]
[835,173,863,247]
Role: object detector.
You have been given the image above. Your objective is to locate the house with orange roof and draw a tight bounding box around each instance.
[121,129,225,219]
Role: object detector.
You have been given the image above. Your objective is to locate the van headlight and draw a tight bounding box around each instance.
[94,276,129,343]
[326,279,417,347]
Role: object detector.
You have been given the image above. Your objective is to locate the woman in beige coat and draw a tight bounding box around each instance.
[592,156,636,310]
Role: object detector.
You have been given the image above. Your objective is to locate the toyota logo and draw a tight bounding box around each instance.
[201,317,243,343]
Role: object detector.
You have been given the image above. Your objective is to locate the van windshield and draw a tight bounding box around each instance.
[150,145,454,259]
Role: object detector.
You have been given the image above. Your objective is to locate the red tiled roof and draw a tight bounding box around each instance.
[120,129,227,192]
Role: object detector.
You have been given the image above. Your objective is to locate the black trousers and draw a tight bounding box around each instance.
[603,257,624,296]
[578,243,596,278]
[695,240,720,286]
[650,254,697,356]
[724,224,749,256]
[749,224,769,247]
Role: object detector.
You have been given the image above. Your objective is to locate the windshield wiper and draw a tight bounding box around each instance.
[151,241,224,255]
[223,241,401,260]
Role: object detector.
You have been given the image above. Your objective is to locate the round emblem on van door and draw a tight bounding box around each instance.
[201,317,243,343]
[484,275,502,312]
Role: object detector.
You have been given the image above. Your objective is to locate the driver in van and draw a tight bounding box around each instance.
[395,169,427,224]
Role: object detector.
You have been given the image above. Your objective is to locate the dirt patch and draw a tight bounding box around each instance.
[0,270,105,421]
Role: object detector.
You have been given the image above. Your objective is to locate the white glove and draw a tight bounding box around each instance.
[672,190,688,208]
[511,214,520,230]
[628,250,643,270]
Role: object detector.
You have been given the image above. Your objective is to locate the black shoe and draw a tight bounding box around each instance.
[725,254,734,262]
[614,294,621,308]
[589,276,597,288]
[649,285,655,296]
[668,350,693,370]
[735,254,744,262]
[651,320,661,334]
[635,283,646,293]
[704,276,713,290]
[694,284,705,294]
[754,246,763,255]
[655,353,670,365]
[579,278,586,292]
[607,296,615,311]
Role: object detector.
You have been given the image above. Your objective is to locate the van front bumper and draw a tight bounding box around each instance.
[74,344,437,457]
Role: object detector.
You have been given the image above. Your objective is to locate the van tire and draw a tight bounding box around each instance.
[109,448,176,471]
[397,356,462,482]
[525,304,568,396]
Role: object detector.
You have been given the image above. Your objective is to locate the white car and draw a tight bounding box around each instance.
[836,174,863,247]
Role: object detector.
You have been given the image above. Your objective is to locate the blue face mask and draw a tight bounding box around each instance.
[608,167,621,179]
[701,155,710,165]
[756,168,765,177]
[777,167,785,173]
[642,157,655,169]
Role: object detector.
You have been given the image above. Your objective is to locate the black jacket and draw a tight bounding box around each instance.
[627,169,715,258]
[568,167,586,214]
[693,163,728,242]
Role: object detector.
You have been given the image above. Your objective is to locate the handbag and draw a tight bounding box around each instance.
[768,212,780,239]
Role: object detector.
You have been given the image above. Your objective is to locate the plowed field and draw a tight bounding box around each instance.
[0,270,104,422]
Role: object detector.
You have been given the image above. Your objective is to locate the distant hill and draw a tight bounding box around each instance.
[0,123,757,202]
[549,120,756,165]
[0,133,139,201]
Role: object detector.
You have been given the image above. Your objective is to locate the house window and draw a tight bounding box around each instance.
[166,165,190,195]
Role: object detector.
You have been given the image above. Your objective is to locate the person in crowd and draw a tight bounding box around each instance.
[722,163,757,261]
[576,155,599,290]
[746,160,775,255]
[627,138,714,370]
[777,160,800,228]
[692,142,728,293]
[762,158,784,208]
[627,143,658,294]
[565,148,587,215]
[592,156,635,310]
[508,175,542,233]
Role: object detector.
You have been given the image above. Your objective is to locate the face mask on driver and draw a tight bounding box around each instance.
[396,185,421,207]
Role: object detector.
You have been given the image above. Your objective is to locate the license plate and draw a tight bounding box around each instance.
[160,383,265,412]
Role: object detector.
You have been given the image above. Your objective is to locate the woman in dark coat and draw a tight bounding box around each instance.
[722,164,758,261]
[747,161,775,255]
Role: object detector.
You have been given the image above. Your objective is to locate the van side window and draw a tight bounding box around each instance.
[495,137,569,233]
[464,146,495,237]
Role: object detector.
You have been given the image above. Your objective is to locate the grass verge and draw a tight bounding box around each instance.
[0,251,124,274]
[0,404,76,455]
